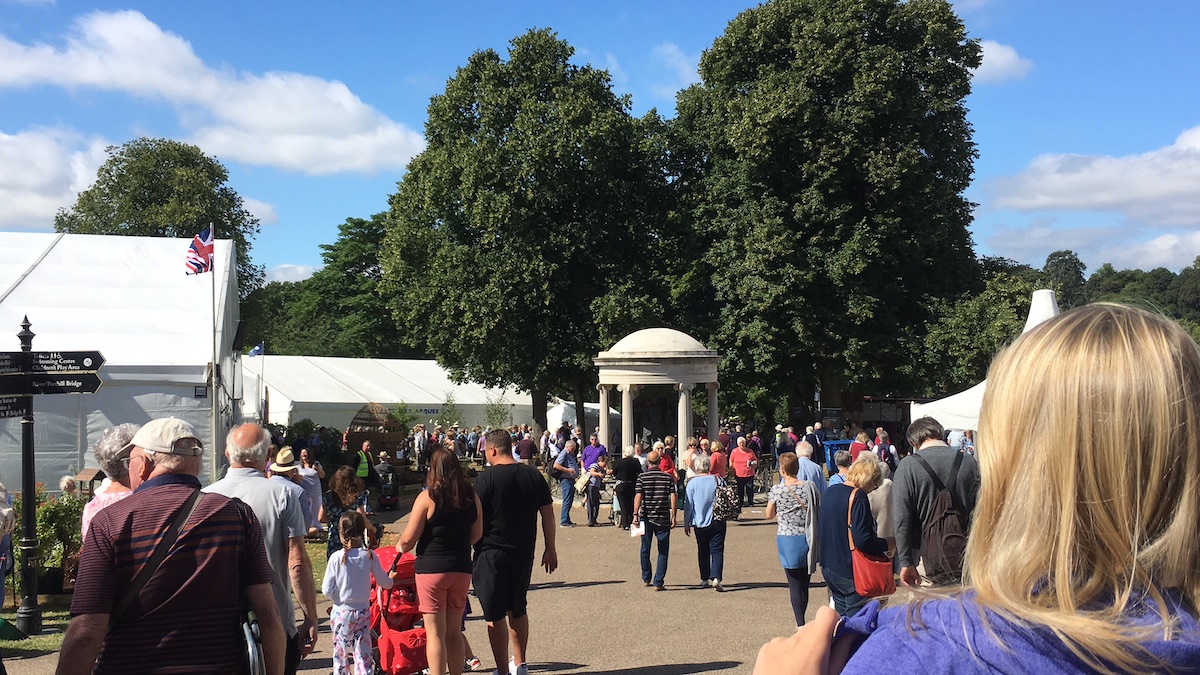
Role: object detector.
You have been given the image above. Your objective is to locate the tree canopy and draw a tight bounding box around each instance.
[55,137,264,296]
[381,28,671,430]
[671,0,982,421]
[242,212,419,358]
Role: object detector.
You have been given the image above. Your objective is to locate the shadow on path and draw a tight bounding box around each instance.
[529,660,742,674]
[721,581,787,592]
[531,580,626,591]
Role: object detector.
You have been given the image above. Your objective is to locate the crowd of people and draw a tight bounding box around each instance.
[47,302,1200,673]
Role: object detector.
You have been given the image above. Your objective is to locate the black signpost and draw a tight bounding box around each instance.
[1,317,104,636]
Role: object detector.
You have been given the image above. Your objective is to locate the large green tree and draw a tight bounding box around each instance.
[243,213,420,358]
[1042,250,1087,308]
[381,29,670,431]
[922,272,1035,395]
[55,137,264,295]
[672,0,982,421]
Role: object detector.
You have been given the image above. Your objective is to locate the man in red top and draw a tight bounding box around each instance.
[57,417,284,675]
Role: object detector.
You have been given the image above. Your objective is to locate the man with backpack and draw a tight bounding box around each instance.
[893,416,980,587]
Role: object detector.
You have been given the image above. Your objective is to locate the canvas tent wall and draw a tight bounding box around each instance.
[546,400,621,437]
[911,289,1060,432]
[241,355,534,431]
[0,233,240,486]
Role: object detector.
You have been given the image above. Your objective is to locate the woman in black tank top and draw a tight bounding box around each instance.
[399,448,482,675]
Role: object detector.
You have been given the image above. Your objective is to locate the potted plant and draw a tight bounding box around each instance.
[11,483,86,594]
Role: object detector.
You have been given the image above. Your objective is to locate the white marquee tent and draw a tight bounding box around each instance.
[0,233,241,486]
[546,400,622,437]
[241,355,535,431]
[911,289,1061,431]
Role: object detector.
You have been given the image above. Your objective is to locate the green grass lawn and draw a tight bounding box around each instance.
[0,596,71,657]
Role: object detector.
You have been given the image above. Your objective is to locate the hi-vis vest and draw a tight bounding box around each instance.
[356,449,370,478]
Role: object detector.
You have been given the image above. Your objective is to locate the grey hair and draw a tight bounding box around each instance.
[148,452,202,476]
[834,450,853,469]
[693,452,711,473]
[93,423,141,484]
[796,440,813,458]
[226,424,271,465]
[623,445,635,458]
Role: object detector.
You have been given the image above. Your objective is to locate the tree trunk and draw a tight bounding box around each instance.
[531,387,549,439]
[573,381,588,435]
[786,390,802,429]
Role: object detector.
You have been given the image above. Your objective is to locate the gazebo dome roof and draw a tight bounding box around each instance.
[603,328,713,356]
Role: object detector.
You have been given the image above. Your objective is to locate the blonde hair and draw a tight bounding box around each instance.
[844,456,882,493]
[965,303,1200,673]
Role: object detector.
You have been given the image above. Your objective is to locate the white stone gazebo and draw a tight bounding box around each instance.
[593,328,721,454]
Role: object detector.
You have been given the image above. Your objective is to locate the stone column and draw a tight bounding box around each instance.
[618,383,640,454]
[597,384,612,454]
[706,382,719,442]
[676,382,694,448]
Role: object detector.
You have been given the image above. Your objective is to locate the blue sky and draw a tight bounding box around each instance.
[2,0,1198,284]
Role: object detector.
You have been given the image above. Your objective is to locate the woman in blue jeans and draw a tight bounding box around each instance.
[684,453,727,591]
[815,458,888,617]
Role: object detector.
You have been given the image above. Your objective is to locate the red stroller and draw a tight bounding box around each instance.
[370,546,428,675]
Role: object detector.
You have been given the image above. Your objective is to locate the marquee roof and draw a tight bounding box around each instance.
[0,232,236,368]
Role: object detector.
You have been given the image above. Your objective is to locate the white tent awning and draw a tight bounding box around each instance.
[910,289,1060,432]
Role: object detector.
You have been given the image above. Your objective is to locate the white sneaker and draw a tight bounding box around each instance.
[465,657,483,671]
[713,579,725,592]
[509,660,529,675]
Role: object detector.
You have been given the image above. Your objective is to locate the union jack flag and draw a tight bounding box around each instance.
[185,226,214,275]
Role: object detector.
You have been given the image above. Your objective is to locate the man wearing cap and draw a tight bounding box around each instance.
[269,447,320,537]
[206,423,319,675]
[59,417,285,675]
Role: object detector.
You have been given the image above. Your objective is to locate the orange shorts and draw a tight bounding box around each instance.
[415,571,472,616]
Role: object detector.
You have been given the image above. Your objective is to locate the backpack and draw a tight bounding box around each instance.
[712,477,741,521]
[912,452,968,582]
[548,451,566,480]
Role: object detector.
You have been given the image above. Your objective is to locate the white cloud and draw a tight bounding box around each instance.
[267,264,318,283]
[650,42,700,99]
[972,40,1033,84]
[0,127,106,228]
[242,197,278,226]
[987,126,1200,228]
[1095,231,1200,271]
[984,219,1200,273]
[604,53,627,86]
[0,10,425,175]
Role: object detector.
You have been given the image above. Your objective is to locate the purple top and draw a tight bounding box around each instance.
[581,443,607,471]
[842,593,1200,673]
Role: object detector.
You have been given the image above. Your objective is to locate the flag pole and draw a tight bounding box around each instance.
[210,226,219,484]
[260,343,267,423]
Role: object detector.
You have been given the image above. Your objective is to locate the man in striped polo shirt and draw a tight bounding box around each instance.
[57,417,284,675]
[633,449,678,590]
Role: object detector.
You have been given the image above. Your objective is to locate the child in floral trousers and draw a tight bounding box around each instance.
[322,511,396,675]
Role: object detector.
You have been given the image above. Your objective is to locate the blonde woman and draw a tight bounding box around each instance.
[815,456,888,617]
[754,304,1200,674]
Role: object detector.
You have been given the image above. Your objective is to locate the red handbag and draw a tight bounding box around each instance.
[847,488,896,598]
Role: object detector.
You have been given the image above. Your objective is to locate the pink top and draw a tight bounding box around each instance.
[710,451,728,479]
[730,448,757,478]
[81,489,133,538]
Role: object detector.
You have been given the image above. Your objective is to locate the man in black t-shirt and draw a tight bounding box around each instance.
[473,429,558,675]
